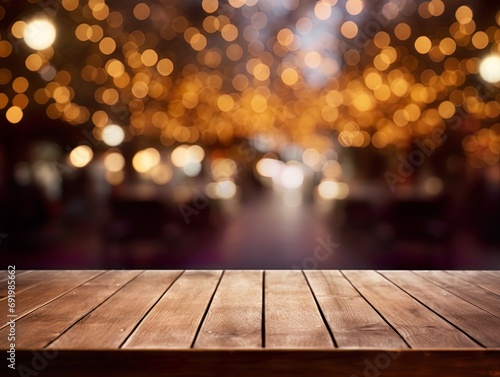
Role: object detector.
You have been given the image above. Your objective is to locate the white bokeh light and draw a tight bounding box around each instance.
[102,125,125,147]
[279,164,304,189]
[479,55,500,83]
[23,19,56,50]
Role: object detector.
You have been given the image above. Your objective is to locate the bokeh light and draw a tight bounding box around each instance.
[102,125,125,147]
[479,55,500,83]
[23,19,56,50]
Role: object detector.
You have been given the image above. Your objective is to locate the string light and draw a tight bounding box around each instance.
[1,1,498,169]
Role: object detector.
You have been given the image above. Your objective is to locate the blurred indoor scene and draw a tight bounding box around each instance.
[0,0,499,269]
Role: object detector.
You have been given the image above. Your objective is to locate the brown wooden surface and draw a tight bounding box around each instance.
[1,270,499,376]
[0,270,104,328]
[304,270,408,348]
[446,270,500,295]
[380,271,500,347]
[0,270,62,299]
[342,270,479,348]
[195,270,263,349]
[48,270,182,349]
[0,270,141,349]
[123,270,222,349]
[264,270,334,349]
[413,270,500,318]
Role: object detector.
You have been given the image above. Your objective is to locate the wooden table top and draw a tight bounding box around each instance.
[1,270,499,376]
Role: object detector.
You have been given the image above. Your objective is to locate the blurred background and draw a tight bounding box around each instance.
[0,0,499,269]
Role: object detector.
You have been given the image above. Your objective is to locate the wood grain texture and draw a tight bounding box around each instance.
[0,270,142,349]
[342,270,478,348]
[264,270,334,349]
[0,270,30,282]
[414,270,500,318]
[48,270,182,350]
[123,270,222,349]
[195,270,262,349]
[380,271,500,347]
[16,350,500,377]
[0,270,104,329]
[304,270,408,348]
[483,271,500,278]
[0,270,63,299]
[446,270,500,295]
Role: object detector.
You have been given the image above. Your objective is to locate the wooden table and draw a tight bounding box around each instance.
[1,270,499,376]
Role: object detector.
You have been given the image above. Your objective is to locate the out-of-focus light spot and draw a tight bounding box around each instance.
[250,94,268,113]
[479,55,500,83]
[341,21,358,39]
[13,162,31,186]
[218,94,235,111]
[256,158,282,178]
[206,180,237,199]
[105,170,124,186]
[157,58,174,76]
[171,145,190,167]
[281,67,299,86]
[103,152,125,172]
[182,161,202,177]
[296,17,312,35]
[211,158,237,180]
[438,101,456,119]
[171,144,205,167]
[25,54,43,71]
[188,145,205,162]
[305,51,322,69]
[33,161,61,199]
[69,145,93,168]
[202,0,219,13]
[314,1,332,21]
[472,31,489,50]
[279,164,304,189]
[455,5,473,24]
[394,23,411,41]
[345,0,363,15]
[415,36,432,54]
[102,125,125,146]
[317,179,349,200]
[302,148,323,170]
[133,3,150,20]
[6,106,23,124]
[133,148,161,173]
[23,19,56,50]
[323,160,342,179]
[423,176,443,196]
[11,20,26,38]
[150,164,173,184]
[39,65,56,81]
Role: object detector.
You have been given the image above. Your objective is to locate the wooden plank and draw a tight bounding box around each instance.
[0,270,104,329]
[483,271,500,278]
[342,270,478,348]
[0,270,64,299]
[264,270,333,349]
[0,270,142,349]
[48,270,182,350]
[381,271,500,348]
[195,270,262,349]
[16,350,500,377]
[123,270,222,349]
[446,271,500,295]
[414,271,500,318]
[0,269,30,282]
[304,270,408,348]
